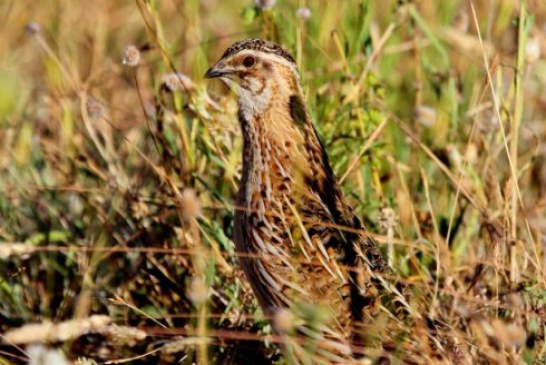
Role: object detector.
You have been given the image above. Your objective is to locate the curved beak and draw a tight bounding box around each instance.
[204,61,232,79]
[204,67,225,79]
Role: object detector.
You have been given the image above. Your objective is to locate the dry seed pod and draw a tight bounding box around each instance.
[122,45,141,67]
[254,0,276,10]
[162,72,194,92]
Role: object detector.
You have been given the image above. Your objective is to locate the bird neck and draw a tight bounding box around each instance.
[237,91,315,208]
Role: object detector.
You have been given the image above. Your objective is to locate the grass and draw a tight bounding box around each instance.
[1,0,546,363]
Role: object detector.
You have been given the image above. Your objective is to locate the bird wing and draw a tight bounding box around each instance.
[306,123,385,272]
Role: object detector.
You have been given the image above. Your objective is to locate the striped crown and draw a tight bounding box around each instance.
[221,39,296,64]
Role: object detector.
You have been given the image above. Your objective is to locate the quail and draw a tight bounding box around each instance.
[206,39,388,364]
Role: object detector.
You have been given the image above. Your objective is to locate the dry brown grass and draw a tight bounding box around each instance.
[1,0,546,364]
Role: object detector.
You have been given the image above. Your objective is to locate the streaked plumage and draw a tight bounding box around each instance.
[206,39,387,364]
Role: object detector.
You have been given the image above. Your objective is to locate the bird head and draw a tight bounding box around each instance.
[205,39,302,119]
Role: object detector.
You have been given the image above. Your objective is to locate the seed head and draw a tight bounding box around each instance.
[296,7,312,20]
[162,72,194,92]
[414,105,437,127]
[74,358,98,365]
[181,189,201,220]
[99,324,147,345]
[254,0,276,10]
[0,243,34,259]
[273,308,295,332]
[378,206,397,230]
[27,345,69,365]
[25,22,41,36]
[188,277,208,305]
[526,37,541,64]
[86,96,108,119]
[3,315,111,344]
[122,45,141,67]
[453,10,469,33]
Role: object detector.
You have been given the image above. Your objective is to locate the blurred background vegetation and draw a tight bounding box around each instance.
[1,0,546,364]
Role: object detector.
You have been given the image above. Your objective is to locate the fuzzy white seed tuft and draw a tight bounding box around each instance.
[122,45,141,67]
[162,72,194,92]
[296,7,312,20]
[254,0,276,10]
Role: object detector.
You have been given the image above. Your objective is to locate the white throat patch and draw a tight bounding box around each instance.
[238,81,272,121]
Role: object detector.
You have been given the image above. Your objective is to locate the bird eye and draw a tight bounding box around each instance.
[242,56,256,68]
